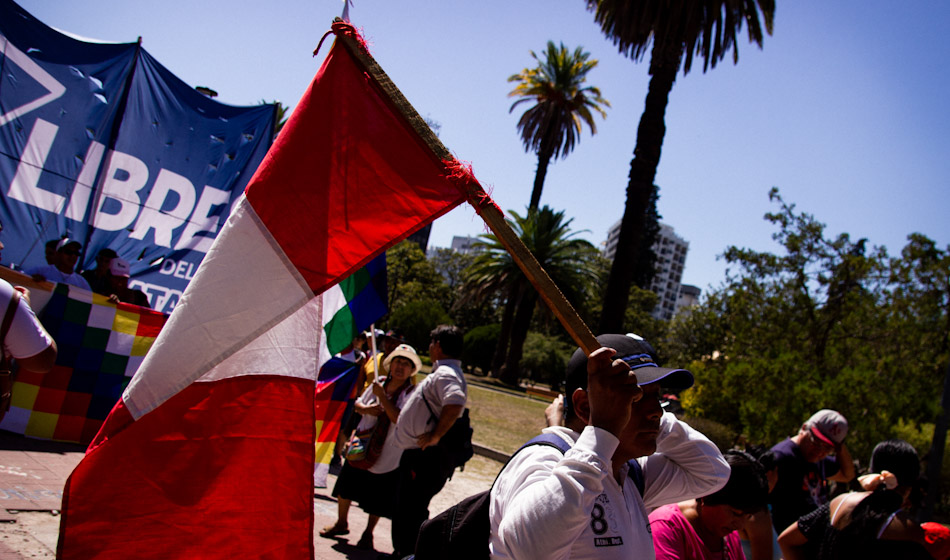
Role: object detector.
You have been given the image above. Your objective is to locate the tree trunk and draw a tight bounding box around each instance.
[529,143,555,211]
[490,281,520,377]
[499,289,538,386]
[599,41,682,334]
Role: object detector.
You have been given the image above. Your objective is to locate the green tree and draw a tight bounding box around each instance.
[520,332,574,389]
[387,298,451,354]
[508,41,609,210]
[387,240,450,313]
[462,324,502,375]
[668,190,949,471]
[463,206,602,386]
[886,234,950,519]
[587,0,775,333]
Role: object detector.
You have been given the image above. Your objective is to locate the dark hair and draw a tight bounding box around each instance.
[745,444,778,473]
[869,439,920,488]
[703,450,769,513]
[430,324,463,358]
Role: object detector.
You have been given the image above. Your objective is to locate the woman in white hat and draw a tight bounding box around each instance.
[320,343,422,550]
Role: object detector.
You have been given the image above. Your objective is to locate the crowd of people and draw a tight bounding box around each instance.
[4,228,950,560]
[317,325,469,560]
[25,237,149,308]
[315,329,950,560]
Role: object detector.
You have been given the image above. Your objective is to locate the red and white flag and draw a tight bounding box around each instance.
[57,24,472,559]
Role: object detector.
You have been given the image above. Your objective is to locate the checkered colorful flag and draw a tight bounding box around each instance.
[312,356,361,487]
[0,284,167,444]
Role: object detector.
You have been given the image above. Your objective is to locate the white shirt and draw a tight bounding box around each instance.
[489,412,729,560]
[25,264,91,291]
[392,359,466,450]
[353,378,414,474]
[0,280,54,360]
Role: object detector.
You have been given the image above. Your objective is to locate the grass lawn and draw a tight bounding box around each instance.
[466,383,553,455]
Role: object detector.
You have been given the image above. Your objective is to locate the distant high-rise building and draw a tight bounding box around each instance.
[450,235,480,255]
[676,284,702,315]
[603,221,696,320]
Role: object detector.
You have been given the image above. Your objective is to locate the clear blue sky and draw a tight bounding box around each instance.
[19,1,950,294]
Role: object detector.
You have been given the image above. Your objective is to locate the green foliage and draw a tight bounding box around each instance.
[509,41,610,209]
[585,0,775,75]
[508,41,609,161]
[387,298,450,355]
[462,206,603,384]
[463,324,501,375]
[519,332,573,389]
[670,189,950,465]
[387,240,450,313]
[681,417,737,452]
[429,248,495,330]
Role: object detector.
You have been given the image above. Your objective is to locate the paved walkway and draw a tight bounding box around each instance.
[0,432,498,559]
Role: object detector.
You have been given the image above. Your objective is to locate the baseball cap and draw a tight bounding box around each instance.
[56,238,81,252]
[383,343,422,374]
[109,258,131,278]
[566,333,694,391]
[805,409,848,446]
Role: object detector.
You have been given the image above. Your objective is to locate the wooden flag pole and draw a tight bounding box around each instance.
[333,22,600,356]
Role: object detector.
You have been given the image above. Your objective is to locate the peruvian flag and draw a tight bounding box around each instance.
[57,23,472,559]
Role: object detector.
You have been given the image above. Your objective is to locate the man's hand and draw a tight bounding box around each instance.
[418,431,440,449]
[586,346,642,437]
[13,286,31,307]
[545,394,564,427]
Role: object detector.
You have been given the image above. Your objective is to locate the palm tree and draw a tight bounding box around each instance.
[462,206,602,386]
[259,99,290,139]
[587,0,775,333]
[508,42,609,211]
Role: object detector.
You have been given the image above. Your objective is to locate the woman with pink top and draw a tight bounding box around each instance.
[650,450,769,560]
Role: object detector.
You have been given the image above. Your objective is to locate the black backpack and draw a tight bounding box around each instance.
[421,393,474,479]
[412,432,645,560]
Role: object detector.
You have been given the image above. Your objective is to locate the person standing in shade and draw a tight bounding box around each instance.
[768,409,855,535]
[26,238,91,291]
[319,344,421,551]
[388,324,466,560]
[81,248,118,295]
[105,258,150,308]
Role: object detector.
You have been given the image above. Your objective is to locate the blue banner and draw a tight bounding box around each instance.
[0,1,274,312]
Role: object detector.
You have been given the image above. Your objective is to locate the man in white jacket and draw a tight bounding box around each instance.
[489,333,729,560]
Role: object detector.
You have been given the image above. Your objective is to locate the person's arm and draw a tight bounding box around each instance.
[741,509,776,560]
[418,403,463,449]
[353,385,382,416]
[16,343,57,373]
[490,427,618,560]
[7,287,57,373]
[640,413,730,509]
[371,381,400,423]
[828,442,855,482]
[777,522,809,560]
[489,347,638,560]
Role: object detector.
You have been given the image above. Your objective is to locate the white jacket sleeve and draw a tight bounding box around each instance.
[489,426,617,560]
[640,412,730,510]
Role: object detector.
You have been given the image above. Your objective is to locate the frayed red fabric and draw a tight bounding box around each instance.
[442,159,500,215]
